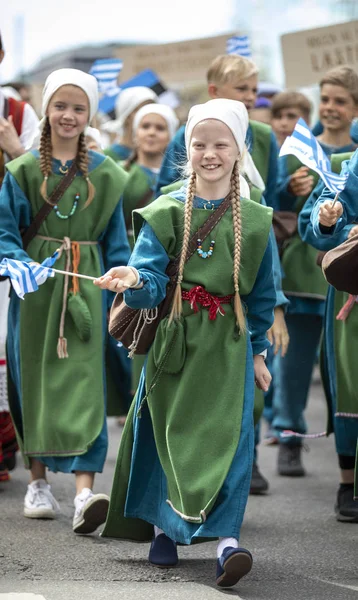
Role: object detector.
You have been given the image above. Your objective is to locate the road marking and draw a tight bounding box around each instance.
[0,595,47,600]
[316,579,358,592]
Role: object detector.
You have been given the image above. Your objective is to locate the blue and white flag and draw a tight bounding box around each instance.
[279,118,349,194]
[98,68,179,114]
[0,252,59,299]
[226,36,251,58]
[89,58,123,95]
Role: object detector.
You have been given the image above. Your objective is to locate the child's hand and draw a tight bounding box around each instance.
[254,355,272,392]
[94,267,139,293]
[318,200,343,227]
[348,224,358,239]
[0,115,24,159]
[267,306,290,357]
[288,167,315,197]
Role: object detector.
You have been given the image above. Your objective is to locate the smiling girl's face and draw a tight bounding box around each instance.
[189,119,238,187]
[47,85,89,142]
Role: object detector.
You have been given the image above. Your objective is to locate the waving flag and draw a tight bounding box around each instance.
[0,252,58,299]
[279,118,349,194]
[99,68,179,114]
[226,36,251,58]
[89,58,123,95]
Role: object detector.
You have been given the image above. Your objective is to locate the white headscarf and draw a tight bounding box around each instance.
[185,99,265,192]
[29,68,99,149]
[102,87,159,134]
[85,126,104,150]
[133,103,179,141]
[41,68,98,124]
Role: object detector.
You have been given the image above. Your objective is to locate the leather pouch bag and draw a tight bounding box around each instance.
[109,194,232,356]
[322,232,358,295]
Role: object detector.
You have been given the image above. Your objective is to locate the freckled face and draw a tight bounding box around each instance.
[47,85,89,141]
[189,119,239,186]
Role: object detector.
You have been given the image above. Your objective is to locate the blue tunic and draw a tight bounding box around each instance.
[117,190,275,542]
[0,150,131,473]
[299,182,357,455]
[277,142,356,317]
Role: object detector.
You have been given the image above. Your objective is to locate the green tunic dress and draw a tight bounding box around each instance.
[0,150,129,471]
[102,192,275,542]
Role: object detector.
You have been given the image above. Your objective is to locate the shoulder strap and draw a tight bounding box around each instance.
[21,161,78,250]
[167,194,232,276]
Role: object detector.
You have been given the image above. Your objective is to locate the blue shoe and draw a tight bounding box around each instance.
[148,533,178,568]
[216,547,253,587]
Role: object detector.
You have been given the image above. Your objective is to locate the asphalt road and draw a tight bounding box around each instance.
[1,374,357,600]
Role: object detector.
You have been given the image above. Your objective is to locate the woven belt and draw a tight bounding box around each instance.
[36,235,98,358]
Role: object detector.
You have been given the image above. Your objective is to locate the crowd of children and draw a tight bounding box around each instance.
[0,28,357,589]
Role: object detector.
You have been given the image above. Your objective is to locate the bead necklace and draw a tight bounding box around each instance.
[53,194,79,220]
[197,238,216,259]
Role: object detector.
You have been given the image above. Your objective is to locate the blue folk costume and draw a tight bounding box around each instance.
[272,141,356,442]
[102,186,275,543]
[0,150,131,473]
[299,149,358,495]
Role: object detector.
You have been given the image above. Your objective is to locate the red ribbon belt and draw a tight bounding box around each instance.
[182,285,233,320]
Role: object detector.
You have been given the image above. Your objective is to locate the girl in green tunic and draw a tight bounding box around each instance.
[95,99,276,588]
[0,69,130,534]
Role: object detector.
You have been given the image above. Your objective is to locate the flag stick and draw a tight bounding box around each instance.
[51,268,97,282]
[331,192,340,207]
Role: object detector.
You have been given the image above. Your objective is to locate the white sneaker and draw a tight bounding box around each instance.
[24,479,60,519]
[72,487,110,534]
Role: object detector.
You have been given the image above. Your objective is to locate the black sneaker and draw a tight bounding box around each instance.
[250,461,269,494]
[277,444,305,477]
[335,485,358,522]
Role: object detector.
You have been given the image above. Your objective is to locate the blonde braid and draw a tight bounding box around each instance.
[39,118,53,201]
[168,170,196,324]
[77,133,95,208]
[230,161,246,335]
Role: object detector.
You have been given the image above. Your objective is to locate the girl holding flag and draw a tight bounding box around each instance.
[95,99,276,587]
[298,149,358,522]
[272,67,358,479]
[0,68,130,533]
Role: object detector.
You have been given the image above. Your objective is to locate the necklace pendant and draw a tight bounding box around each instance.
[203,201,215,210]
[196,239,216,259]
[59,164,69,174]
[53,193,79,220]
